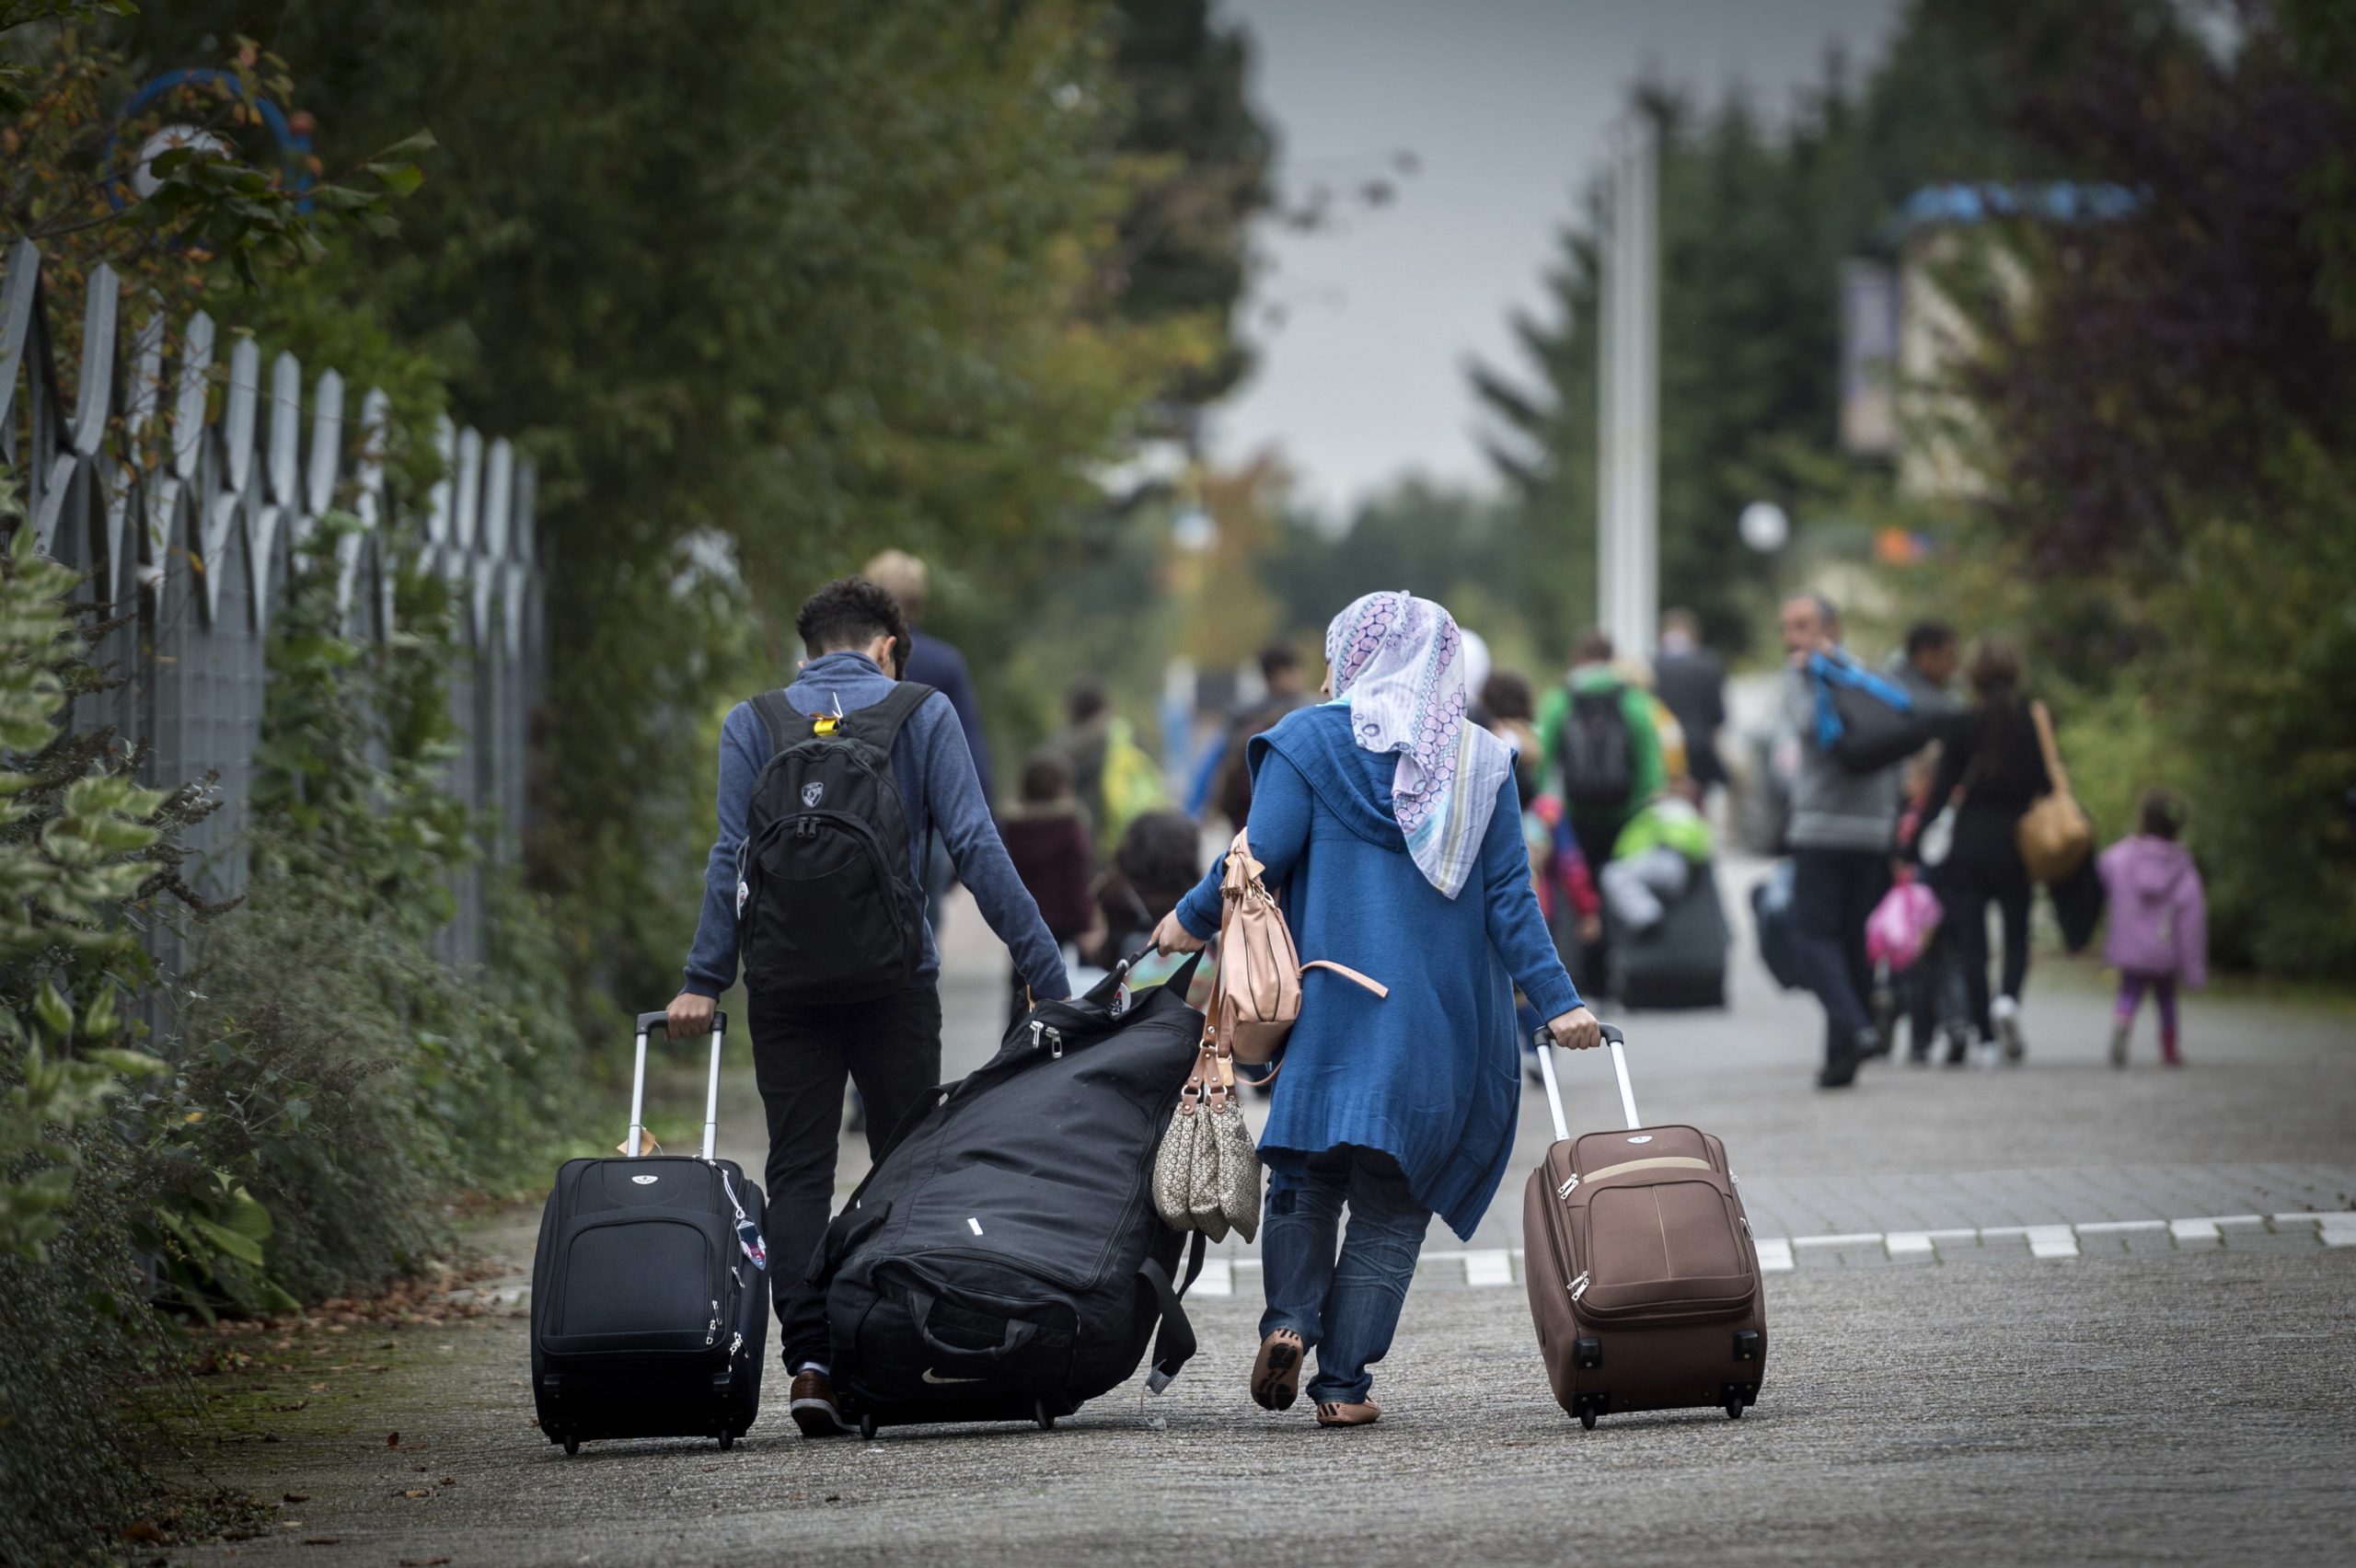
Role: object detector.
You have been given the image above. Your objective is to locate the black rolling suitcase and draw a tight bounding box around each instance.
[531,1009,768,1454]
[1606,860,1731,1009]
[813,952,1207,1438]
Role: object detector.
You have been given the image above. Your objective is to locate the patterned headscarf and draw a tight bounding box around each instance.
[1323,592,1513,900]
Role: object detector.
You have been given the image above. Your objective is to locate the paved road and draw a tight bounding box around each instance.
[152,859,2356,1565]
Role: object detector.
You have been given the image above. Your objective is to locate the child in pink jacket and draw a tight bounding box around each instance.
[2097,790,2207,1067]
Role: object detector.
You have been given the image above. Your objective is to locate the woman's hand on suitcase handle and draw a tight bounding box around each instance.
[1548,1005,1602,1051]
[666,990,716,1041]
[1151,909,1207,956]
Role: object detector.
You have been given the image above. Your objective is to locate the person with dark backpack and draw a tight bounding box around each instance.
[1535,629,1663,986]
[664,576,1070,1437]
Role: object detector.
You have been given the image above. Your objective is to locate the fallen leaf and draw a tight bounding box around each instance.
[282,1493,310,1504]
[276,1401,308,1412]
[300,1538,341,1546]
[438,1475,456,1486]
[122,1521,167,1544]
[387,1431,400,1447]
[400,1488,431,1499]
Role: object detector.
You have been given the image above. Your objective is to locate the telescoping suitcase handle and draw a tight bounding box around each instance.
[630,1009,731,1162]
[1532,1020,1638,1142]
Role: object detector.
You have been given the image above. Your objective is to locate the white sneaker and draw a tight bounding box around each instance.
[1991,995,2026,1063]
[1974,1035,2002,1071]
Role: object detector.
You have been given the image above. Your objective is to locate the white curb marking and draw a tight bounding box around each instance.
[1200,1212,2355,1293]
[1463,1250,1515,1287]
[2026,1225,2080,1260]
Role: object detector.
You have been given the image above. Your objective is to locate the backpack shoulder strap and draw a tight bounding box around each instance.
[748,690,807,758]
[841,681,939,755]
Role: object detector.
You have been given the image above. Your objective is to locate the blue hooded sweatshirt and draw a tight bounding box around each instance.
[682,650,1069,1002]
[1176,703,1580,1239]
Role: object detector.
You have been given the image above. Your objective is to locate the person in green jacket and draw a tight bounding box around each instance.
[1534,628,1666,880]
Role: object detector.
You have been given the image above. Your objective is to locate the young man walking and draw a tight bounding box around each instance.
[665,576,1069,1435]
[1778,592,1901,1089]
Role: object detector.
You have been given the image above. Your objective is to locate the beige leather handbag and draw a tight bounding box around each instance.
[1212,830,1388,1067]
[2015,701,2093,884]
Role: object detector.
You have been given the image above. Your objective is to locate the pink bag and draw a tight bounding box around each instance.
[1865,878,1943,973]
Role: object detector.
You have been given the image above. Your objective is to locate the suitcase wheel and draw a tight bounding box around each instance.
[718,1429,734,1451]
[1725,1399,1745,1420]
[1034,1400,1056,1433]
[1578,1409,1598,1431]
[562,1435,580,1457]
[858,1412,877,1442]
[1570,1390,1609,1429]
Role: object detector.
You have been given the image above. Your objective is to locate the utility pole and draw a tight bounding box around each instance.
[1596,114,1659,657]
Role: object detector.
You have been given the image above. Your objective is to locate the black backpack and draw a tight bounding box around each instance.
[737,683,935,1002]
[810,954,1207,1436]
[1558,684,1637,813]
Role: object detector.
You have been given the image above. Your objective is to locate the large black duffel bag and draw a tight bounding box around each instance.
[813,953,1207,1437]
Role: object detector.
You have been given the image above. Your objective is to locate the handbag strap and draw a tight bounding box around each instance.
[2028,699,2071,796]
[1300,959,1389,998]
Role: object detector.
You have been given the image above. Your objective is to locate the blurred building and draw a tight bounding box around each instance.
[1841,183,2137,499]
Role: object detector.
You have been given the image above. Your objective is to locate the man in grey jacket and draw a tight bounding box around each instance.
[1778,593,1900,1088]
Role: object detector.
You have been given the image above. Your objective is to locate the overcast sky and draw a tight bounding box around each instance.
[1211,0,1904,516]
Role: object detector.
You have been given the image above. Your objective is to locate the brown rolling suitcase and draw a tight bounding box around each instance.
[1522,1022,1768,1428]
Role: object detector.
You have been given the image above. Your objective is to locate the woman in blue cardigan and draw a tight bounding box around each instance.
[1154,592,1599,1427]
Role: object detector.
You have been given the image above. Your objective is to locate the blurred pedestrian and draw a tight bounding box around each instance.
[1917,637,2050,1066]
[1086,809,1203,988]
[999,748,1096,1006]
[1778,593,1900,1089]
[1152,591,1596,1427]
[2098,789,2207,1067]
[1055,679,1112,849]
[1537,628,1664,986]
[1213,641,1311,832]
[865,550,993,931]
[1888,620,1958,711]
[1888,619,1965,1063]
[1484,668,1600,1080]
[1652,607,1727,796]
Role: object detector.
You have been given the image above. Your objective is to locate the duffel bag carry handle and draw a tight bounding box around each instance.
[1078,943,1207,1009]
[904,1289,1040,1364]
[629,1009,730,1160]
[1532,1020,1638,1140]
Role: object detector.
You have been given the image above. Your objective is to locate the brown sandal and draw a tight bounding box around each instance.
[1316,1399,1381,1427]
[1251,1330,1306,1412]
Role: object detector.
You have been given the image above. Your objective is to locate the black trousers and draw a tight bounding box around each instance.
[1934,842,2032,1041]
[1789,847,1891,1058]
[749,985,942,1367]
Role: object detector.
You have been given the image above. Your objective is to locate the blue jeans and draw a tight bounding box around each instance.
[1260,1147,1430,1405]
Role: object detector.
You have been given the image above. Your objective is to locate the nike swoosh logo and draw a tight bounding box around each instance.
[920,1369,984,1385]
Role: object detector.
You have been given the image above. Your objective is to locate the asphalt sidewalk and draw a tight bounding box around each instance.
[145,858,2356,1565]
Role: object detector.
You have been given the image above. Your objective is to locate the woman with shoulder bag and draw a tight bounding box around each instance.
[1916,638,2052,1066]
[1151,592,1597,1428]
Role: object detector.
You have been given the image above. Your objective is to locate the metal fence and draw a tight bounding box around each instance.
[0,239,544,984]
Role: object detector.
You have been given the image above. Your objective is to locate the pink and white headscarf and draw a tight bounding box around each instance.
[1323,592,1512,900]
